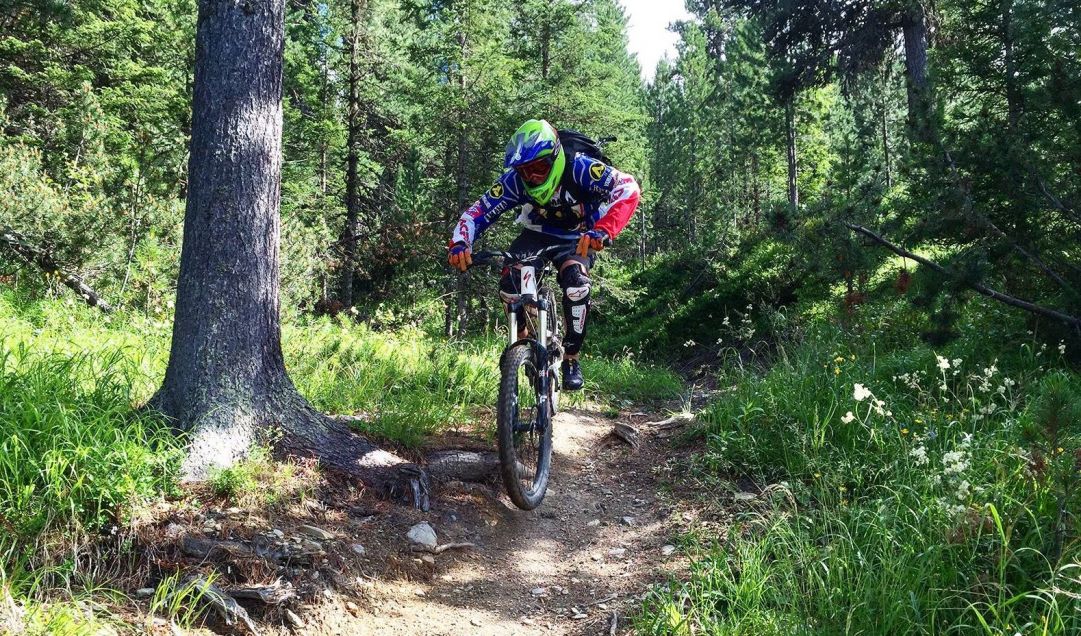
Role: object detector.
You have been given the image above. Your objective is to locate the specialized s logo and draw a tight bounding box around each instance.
[589,162,605,181]
[489,183,504,199]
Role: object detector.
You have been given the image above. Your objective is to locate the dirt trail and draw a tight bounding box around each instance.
[304,408,688,636]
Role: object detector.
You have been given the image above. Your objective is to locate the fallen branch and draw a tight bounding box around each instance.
[648,413,695,430]
[842,221,1081,329]
[427,450,501,483]
[229,581,296,605]
[177,576,259,635]
[0,226,113,312]
[409,542,476,555]
[610,423,640,450]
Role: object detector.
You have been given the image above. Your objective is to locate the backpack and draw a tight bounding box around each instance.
[556,129,616,202]
[557,129,614,166]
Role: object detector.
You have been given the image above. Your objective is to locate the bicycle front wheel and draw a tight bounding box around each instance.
[496,343,553,510]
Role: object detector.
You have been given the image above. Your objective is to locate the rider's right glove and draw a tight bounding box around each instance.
[576,229,610,258]
[448,241,472,272]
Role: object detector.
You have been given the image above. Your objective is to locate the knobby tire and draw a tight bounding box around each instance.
[497,343,553,510]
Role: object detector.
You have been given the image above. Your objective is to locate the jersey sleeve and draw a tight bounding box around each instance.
[571,155,641,239]
[450,170,529,246]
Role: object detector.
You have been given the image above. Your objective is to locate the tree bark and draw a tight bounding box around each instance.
[152,0,426,507]
[902,2,931,143]
[339,0,366,308]
[785,96,798,208]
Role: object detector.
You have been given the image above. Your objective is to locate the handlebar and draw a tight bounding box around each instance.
[470,244,583,268]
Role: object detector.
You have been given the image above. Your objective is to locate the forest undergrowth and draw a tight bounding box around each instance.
[629,273,1081,634]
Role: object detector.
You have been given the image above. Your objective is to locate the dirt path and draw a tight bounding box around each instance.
[299,408,687,636]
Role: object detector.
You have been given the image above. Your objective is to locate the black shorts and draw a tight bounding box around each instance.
[506,229,592,271]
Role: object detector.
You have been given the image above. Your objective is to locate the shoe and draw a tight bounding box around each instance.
[561,359,584,392]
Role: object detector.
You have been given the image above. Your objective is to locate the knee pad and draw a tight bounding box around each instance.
[559,265,591,354]
[559,265,592,305]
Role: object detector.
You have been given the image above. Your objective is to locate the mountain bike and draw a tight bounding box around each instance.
[470,244,582,510]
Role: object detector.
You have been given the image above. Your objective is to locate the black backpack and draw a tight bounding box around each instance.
[557,129,614,166]
[556,129,616,202]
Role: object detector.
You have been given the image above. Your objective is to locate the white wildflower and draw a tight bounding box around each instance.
[853,384,872,402]
[1059,341,1066,355]
[909,446,929,466]
[841,411,856,424]
[937,355,951,370]
[952,358,962,368]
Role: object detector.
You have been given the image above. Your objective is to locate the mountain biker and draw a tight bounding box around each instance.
[447,119,641,391]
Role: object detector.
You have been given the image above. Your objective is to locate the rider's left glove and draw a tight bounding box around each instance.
[577,229,610,257]
[448,241,472,272]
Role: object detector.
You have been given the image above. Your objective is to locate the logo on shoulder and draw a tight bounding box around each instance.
[489,183,505,199]
[589,162,605,181]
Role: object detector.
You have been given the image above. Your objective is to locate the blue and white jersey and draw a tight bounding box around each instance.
[451,153,640,244]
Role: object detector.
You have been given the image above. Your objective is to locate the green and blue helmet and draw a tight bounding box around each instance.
[504,119,565,205]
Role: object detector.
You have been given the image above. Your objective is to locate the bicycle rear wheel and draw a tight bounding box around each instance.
[496,343,553,510]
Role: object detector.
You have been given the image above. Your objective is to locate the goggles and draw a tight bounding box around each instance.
[515,155,555,186]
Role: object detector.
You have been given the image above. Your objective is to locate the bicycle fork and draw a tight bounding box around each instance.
[507,266,550,434]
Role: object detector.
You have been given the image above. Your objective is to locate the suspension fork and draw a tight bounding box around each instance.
[503,296,551,433]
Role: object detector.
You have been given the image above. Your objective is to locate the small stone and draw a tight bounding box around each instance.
[591,554,603,562]
[346,601,358,611]
[135,588,154,598]
[608,548,627,558]
[415,589,426,597]
[300,539,323,553]
[407,522,438,548]
[322,588,334,599]
[299,525,334,541]
[270,528,285,539]
[572,613,588,620]
[351,544,366,556]
[586,519,601,527]
[421,555,436,565]
[621,516,637,526]
[733,492,757,502]
[661,544,676,556]
[225,507,243,516]
[285,609,305,629]
[471,618,483,627]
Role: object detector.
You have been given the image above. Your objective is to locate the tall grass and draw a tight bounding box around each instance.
[640,308,1081,634]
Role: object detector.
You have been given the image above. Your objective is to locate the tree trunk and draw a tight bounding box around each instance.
[902,2,931,143]
[751,152,761,223]
[452,30,471,336]
[153,0,426,507]
[1001,0,1021,133]
[340,0,365,308]
[785,96,798,208]
[540,0,551,80]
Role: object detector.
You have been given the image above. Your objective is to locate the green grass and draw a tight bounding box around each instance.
[0,288,682,627]
[638,300,1081,634]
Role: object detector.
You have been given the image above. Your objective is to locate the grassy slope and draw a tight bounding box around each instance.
[630,277,1081,633]
[0,289,682,633]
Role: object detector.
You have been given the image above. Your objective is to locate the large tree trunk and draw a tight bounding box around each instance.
[153,0,426,507]
[785,96,798,208]
[902,2,931,143]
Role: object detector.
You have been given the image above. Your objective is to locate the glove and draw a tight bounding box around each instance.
[448,241,472,272]
[576,229,610,257]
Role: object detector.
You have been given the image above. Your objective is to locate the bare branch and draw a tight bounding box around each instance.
[842,221,1081,329]
[0,226,113,312]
